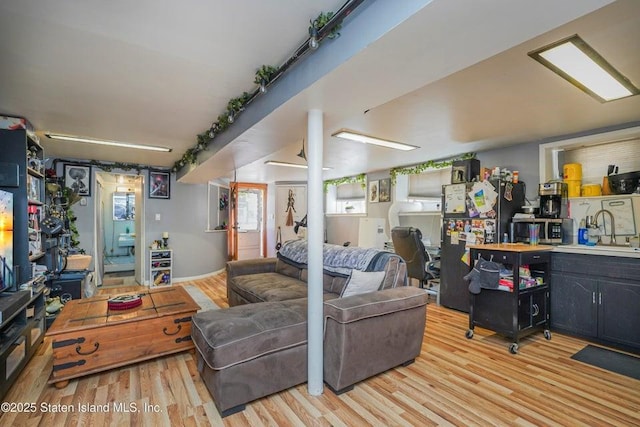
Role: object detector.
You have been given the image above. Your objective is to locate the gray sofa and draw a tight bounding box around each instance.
[191,240,428,417]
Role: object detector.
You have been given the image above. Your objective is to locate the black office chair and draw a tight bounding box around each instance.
[391,226,440,304]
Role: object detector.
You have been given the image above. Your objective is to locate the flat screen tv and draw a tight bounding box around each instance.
[0,189,14,292]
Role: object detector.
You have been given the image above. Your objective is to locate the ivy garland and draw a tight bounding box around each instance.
[323,173,366,192]
[389,153,476,184]
[171,8,347,174]
[311,11,342,39]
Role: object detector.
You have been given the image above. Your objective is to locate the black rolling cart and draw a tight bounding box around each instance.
[465,244,553,354]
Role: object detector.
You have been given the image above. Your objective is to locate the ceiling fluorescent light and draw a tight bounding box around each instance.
[331,129,418,151]
[528,34,639,102]
[264,160,331,170]
[45,133,172,152]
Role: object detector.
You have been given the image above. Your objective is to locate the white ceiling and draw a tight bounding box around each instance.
[2,0,639,184]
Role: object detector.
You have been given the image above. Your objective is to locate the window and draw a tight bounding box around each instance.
[237,189,261,231]
[408,167,451,200]
[326,181,367,214]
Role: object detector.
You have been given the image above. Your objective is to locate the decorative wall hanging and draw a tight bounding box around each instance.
[149,170,170,199]
[379,178,391,202]
[63,163,91,197]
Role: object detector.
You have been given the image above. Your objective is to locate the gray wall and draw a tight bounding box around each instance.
[476,141,540,202]
[325,140,542,246]
[54,161,228,280]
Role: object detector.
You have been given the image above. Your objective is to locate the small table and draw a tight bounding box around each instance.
[46,286,200,388]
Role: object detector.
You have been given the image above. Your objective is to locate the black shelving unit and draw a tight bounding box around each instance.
[0,284,46,399]
[465,245,553,354]
[0,128,45,286]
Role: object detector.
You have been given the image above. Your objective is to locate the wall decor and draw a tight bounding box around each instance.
[149,170,170,199]
[379,178,391,202]
[276,185,307,242]
[63,163,91,197]
[369,180,379,203]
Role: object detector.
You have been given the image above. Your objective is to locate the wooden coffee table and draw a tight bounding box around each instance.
[46,286,200,388]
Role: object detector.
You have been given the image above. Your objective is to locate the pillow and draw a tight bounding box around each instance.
[340,270,386,298]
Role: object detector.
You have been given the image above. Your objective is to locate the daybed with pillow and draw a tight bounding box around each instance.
[191,240,428,417]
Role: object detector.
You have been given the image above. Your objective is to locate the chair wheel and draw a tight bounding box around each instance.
[465,329,474,339]
[509,343,518,354]
[544,329,552,340]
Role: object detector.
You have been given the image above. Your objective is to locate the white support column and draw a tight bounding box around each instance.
[307,109,324,395]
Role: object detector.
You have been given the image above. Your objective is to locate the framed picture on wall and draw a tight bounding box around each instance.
[369,180,379,203]
[379,178,391,202]
[149,170,170,199]
[63,163,91,197]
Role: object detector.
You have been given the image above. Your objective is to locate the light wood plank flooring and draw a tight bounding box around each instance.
[2,273,639,426]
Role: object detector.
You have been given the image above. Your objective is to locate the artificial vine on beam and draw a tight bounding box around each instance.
[323,173,366,192]
[254,65,278,86]
[389,153,477,184]
[170,5,352,174]
[311,11,342,39]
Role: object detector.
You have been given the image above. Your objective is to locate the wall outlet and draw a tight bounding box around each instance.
[155,213,161,221]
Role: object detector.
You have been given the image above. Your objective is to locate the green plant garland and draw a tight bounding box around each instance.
[171,8,348,174]
[323,173,366,192]
[389,153,476,184]
[254,65,278,85]
[310,11,342,39]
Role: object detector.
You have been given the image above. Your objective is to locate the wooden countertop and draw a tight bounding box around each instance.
[466,243,554,252]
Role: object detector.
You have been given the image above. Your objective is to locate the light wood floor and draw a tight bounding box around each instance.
[2,273,639,426]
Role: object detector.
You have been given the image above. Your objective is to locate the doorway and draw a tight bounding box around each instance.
[229,182,267,260]
[94,172,144,286]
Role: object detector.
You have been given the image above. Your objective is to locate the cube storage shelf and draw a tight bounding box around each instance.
[149,249,172,287]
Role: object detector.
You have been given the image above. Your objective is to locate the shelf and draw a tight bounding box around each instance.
[27,199,43,206]
[27,168,44,179]
[29,252,45,262]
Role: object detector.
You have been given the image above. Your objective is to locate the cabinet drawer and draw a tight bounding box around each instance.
[475,250,517,265]
[520,251,550,265]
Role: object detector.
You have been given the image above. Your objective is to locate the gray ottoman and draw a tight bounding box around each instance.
[191,299,308,417]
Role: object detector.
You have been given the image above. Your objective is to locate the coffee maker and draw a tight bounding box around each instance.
[538,182,568,218]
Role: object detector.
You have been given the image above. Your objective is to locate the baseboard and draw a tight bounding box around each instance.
[142,268,226,286]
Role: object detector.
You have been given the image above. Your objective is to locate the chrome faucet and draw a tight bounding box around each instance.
[593,209,616,245]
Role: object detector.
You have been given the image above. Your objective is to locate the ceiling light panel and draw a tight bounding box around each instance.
[331,129,418,151]
[264,160,331,170]
[46,133,172,152]
[529,35,639,102]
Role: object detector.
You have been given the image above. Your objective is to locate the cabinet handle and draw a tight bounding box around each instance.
[599,292,602,305]
[532,304,539,316]
[592,292,596,304]
[76,342,99,355]
[163,324,182,336]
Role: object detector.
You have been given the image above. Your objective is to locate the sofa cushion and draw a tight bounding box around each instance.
[231,272,309,302]
[192,299,308,370]
[275,258,301,279]
[340,270,386,297]
[324,286,428,324]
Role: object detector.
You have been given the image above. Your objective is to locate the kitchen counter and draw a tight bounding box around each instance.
[553,244,640,258]
[466,243,554,252]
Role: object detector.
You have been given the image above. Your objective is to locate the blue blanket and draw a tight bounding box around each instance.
[278,240,400,276]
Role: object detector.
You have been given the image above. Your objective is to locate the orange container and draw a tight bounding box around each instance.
[602,176,612,195]
[564,179,581,198]
[563,163,582,181]
[581,184,602,197]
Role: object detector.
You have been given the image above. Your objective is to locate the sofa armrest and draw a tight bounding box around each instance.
[226,258,277,279]
[322,286,427,393]
[323,286,427,324]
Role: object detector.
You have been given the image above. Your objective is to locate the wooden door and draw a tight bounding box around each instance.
[228,182,267,260]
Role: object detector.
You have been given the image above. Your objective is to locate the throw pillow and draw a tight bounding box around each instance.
[340,270,386,298]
